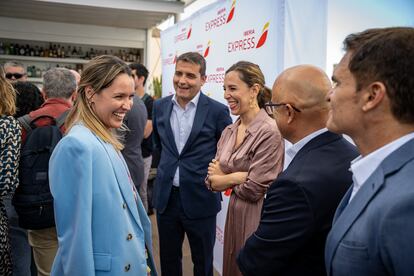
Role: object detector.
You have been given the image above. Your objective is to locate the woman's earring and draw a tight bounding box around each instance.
[249,97,254,109]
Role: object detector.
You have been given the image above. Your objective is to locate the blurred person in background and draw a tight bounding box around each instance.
[13,81,44,118]
[0,66,22,276]
[129,63,153,213]
[3,61,27,82]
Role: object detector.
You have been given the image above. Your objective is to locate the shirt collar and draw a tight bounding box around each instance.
[171,91,201,110]
[350,132,414,188]
[228,109,270,133]
[286,128,328,160]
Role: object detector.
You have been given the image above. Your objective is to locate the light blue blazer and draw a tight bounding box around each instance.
[49,124,156,276]
[325,138,414,276]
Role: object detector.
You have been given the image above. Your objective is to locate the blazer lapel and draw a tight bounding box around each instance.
[97,138,143,231]
[326,138,414,271]
[180,92,209,155]
[288,131,341,167]
[164,99,179,155]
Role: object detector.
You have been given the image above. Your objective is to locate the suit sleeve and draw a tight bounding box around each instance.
[380,192,414,275]
[237,179,314,275]
[49,137,95,275]
[233,129,283,202]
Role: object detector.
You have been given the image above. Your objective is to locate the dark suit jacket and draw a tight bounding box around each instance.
[152,92,231,219]
[121,96,147,188]
[325,138,414,276]
[237,131,358,276]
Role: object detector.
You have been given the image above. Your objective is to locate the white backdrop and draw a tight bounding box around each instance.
[160,0,327,273]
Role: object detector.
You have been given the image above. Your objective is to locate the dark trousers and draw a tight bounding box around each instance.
[157,188,216,276]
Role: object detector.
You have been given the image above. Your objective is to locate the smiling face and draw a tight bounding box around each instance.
[173,60,206,107]
[326,52,364,137]
[223,70,257,116]
[89,73,135,129]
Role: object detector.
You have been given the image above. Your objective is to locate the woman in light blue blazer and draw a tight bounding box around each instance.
[49,55,156,276]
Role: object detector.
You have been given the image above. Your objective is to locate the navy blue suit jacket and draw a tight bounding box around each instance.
[237,131,358,276]
[152,92,231,219]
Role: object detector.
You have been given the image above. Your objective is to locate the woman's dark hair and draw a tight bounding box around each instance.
[13,81,44,118]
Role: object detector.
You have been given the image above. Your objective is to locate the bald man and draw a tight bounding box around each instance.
[237,65,358,276]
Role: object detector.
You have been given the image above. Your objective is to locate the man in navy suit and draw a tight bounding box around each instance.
[237,65,358,276]
[325,27,414,276]
[152,52,232,276]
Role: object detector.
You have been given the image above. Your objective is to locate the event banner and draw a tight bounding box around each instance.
[161,0,285,273]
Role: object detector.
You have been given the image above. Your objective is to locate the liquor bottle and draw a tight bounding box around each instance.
[49,43,53,57]
[57,44,61,58]
[29,46,35,56]
[0,42,4,55]
[19,44,25,56]
[72,46,78,57]
[78,46,84,58]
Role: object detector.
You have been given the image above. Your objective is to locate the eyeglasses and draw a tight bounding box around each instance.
[264,101,301,116]
[5,73,26,80]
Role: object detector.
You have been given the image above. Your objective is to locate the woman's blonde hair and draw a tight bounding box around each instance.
[0,66,17,116]
[65,55,132,151]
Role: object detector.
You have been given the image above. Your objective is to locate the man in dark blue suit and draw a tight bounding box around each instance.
[153,52,232,276]
[237,65,358,276]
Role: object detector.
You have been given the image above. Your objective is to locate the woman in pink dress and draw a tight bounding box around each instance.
[207,61,284,276]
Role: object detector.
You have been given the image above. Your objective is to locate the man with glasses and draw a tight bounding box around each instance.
[237,65,358,276]
[3,61,27,82]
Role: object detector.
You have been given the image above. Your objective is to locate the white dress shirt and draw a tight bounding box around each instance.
[170,92,201,187]
[349,132,414,202]
[283,128,328,170]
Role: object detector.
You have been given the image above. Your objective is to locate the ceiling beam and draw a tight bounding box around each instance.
[34,0,185,13]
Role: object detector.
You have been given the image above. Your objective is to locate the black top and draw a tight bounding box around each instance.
[141,93,153,158]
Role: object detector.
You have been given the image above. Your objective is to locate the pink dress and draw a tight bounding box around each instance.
[215,109,284,276]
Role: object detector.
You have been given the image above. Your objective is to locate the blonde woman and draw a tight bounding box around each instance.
[0,67,22,276]
[49,56,156,276]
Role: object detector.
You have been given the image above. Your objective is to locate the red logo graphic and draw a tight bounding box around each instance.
[204,40,211,58]
[256,21,269,48]
[174,25,191,43]
[226,0,236,23]
[187,24,192,39]
[162,52,177,66]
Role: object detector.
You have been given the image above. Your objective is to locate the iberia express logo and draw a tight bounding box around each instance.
[162,52,177,66]
[174,25,192,43]
[226,0,236,23]
[204,40,211,58]
[256,21,269,48]
[227,21,270,53]
[205,0,237,32]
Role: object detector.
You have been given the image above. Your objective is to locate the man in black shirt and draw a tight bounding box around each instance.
[129,63,153,213]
